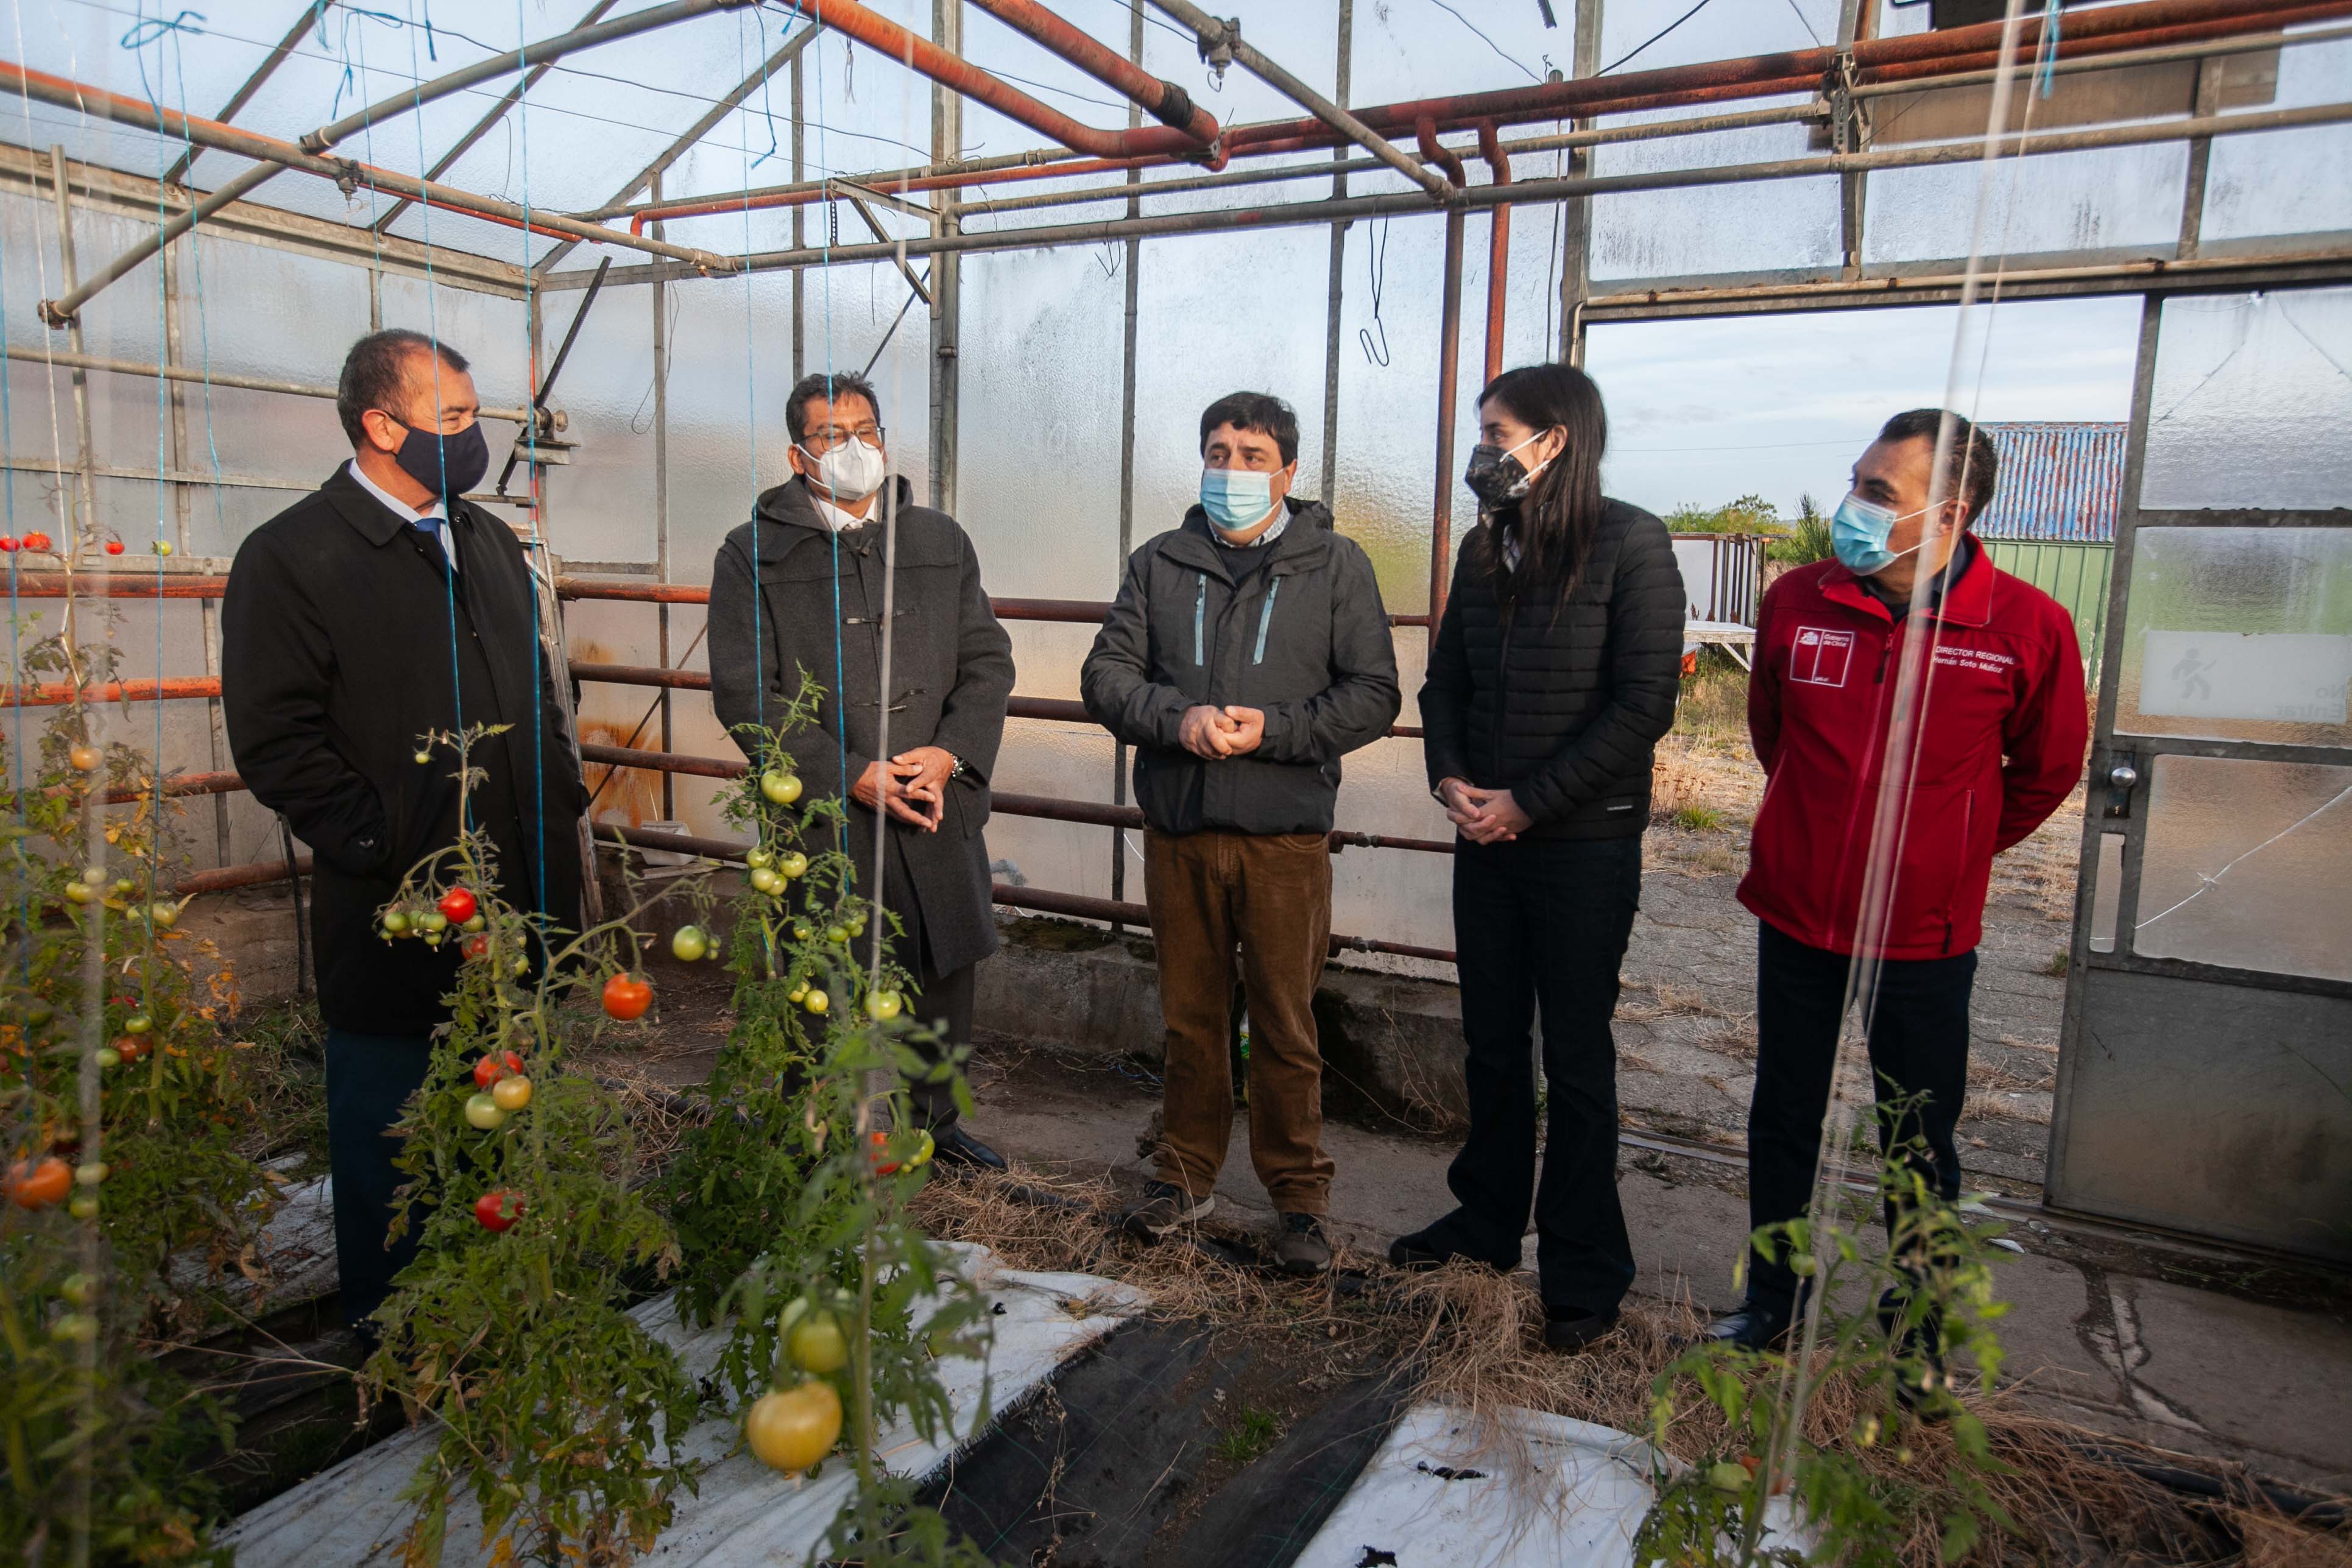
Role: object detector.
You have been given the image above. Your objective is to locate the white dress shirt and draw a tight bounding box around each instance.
[807,482,878,534]
[347,458,455,573]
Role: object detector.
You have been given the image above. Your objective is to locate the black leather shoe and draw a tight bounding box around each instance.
[928,1126,1008,1173]
[1387,1226,1514,1273]
[1686,1301,1792,1352]
[1542,1308,1620,1352]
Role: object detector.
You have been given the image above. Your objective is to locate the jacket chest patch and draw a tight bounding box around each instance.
[1931,642,2017,676]
[1789,627,1857,687]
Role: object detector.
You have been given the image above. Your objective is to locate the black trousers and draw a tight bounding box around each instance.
[1745,919,1977,1313]
[905,957,976,1132]
[1432,833,1643,1318]
[325,1027,434,1334]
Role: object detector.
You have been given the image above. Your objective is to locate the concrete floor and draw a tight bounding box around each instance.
[960,1043,2352,1499]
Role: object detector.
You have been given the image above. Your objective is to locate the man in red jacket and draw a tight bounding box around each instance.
[1697,409,2089,1352]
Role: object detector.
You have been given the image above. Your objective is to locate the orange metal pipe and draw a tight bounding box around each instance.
[1477,121,1511,388]
[962,0,1220,148]
[0,677,218,708]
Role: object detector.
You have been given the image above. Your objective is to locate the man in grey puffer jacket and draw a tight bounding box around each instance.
[1081,392,1400,1274]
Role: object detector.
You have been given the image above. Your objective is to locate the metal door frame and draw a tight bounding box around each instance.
[2047,282,2352,1240]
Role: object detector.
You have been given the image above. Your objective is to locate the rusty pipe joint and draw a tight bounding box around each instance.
[1416,117,1467,188]
[1191,12,1239,77]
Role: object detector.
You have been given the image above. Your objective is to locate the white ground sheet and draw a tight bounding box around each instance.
[1293,1404,1807,1568]
[225,1243,1145,1567]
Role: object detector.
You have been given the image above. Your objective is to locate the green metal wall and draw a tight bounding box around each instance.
[1984,540,2112,687]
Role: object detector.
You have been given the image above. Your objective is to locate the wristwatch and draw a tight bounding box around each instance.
[947,752,967,781]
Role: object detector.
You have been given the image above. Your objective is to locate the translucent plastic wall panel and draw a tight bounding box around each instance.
[2141,289,2352,512]
[662,270,796,586]
[1332,212,1457,617]
[1581,297,2139,520]
[2135,755,2352,982]
[796,258,934,503]
[2200,27,2352,249]
[1131,227,1329,542]
[988,716,1118,905]
[1591,174,1842,284]
[2114,526,2352,749]
[1863,143,2190,267]
[1005,623,1098,705]
[376,275,532,419]
[543,281,657,567]
[958,247,1125,601]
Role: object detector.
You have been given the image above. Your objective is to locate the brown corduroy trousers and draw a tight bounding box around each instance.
[1142,828,1336,1214]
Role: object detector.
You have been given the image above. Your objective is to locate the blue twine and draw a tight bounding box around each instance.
[514,0,545,919]
[2038,2,2063,99]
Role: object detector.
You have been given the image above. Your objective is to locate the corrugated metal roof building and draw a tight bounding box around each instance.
[1976,421,2128,541]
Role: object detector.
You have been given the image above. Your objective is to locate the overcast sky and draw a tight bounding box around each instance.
[1585,294,2144,521]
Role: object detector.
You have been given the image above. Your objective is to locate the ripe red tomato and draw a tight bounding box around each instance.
[113,1034,146,1065]
[104,540,124,556]
[6,1155,72,1210]
[462,933,491,961]
[475,1189,523,1232]
[473,1050,524,1089]
[23,532,51,552]
[437,888,478,925]
[0,537,16,553]
[602,973,652,1021]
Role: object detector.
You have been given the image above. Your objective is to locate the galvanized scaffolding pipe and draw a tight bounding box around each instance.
[1421,120,1467,627]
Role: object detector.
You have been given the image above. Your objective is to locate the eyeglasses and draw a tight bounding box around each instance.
[804,424,885,453]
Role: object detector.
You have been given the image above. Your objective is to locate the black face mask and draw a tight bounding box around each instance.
[385,417,491,498]
[1462,429,1557,510]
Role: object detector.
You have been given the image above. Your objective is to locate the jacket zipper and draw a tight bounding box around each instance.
[1252,578,1282,665]
[1192,572,1207,666]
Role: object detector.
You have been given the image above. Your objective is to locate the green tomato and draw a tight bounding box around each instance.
[760,771,803,805]
[671,925,710,962]
[60,1272,96,1308]
[802,988,829,1015]
[1707,1462,1750,1495]
[64,883,94,905]
[464,1092,508,1131]
[779,851,809,880]
[111,878,133,896]
[867,989,903,1022]
[746,847,772,870]
[786,985,808,1005]
[93,1047,119,1070]
[421,910,449,933]
[68,1194,99,1221]
[50,1312,99,1344]
[792,921,813,941]
[123,1014,151,1036]
[74,1162,106,1187]
[846,919,866,939]
[750,866,783,895]
[787,1312,849,1374]
[824,925,848,945]
[382,909,409,934]
[464,913,486,932]
[414,749,432,765]
[80,866,107,887]
[148,902,176,930]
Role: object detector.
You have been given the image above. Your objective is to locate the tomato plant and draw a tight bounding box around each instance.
[361,723,699,1566]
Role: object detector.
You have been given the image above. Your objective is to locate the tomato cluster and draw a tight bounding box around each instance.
[743,1297,850,1474]
[379,884,490,948]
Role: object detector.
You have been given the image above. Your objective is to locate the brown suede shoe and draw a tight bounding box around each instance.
[1274,1212,1332,1276]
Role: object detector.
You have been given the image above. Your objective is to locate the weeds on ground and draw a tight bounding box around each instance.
[1215,1405,1284,1465]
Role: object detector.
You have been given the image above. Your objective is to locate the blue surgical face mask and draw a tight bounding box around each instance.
[1200,467,1277,534]
[1830,491,1932,577]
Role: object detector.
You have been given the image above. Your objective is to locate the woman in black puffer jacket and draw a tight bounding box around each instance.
[1393,363,1686,1351]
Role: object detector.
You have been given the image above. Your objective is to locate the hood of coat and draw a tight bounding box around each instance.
[751,471,917,539]
[1167,494,1335,578]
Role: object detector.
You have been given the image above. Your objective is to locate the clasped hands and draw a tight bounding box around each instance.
[1179,704,1267,760]
[1438,777,1531,845]
[853,745,956,831]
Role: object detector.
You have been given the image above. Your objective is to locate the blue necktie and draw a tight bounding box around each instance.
[412,516,455,574]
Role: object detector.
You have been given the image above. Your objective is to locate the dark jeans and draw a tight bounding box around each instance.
[325,1027,434,1334]
[1429,833,1642,1318]
[1745,919,1977,1314]
[905,957,977,1134]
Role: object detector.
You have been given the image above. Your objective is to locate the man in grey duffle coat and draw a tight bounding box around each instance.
[708,370,1014,1169]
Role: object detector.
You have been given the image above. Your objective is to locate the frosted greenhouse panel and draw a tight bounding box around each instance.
[2141,289,2352,511]
[1588,97,1840,285]
[958,247,1126,601]
[1863,144,2189,267]
[661,270,799,586]
[2200,29,2352,249]
[2114,526,2352,749]
[2135,755,2352,982]
[989,717,1120,906]
[544,281,658,568]
[1332,213,1466,618]
[1132,227,1330,545]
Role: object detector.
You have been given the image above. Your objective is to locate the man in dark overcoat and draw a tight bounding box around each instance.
[708,371,1014,1170]
[222,329,587,1333]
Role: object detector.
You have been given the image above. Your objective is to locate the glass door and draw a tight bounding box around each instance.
[2047,285,2352,1263]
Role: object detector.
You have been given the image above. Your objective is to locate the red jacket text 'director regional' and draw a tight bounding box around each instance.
[1736,546,2091,961]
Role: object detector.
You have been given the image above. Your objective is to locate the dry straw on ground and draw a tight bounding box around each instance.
[917,1167,2350,1568]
